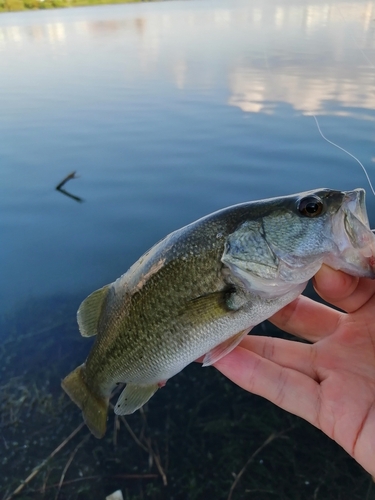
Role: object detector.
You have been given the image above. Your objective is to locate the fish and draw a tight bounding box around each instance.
[62,188,375,438]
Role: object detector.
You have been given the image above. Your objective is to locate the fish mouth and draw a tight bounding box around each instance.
[329,189,375,278]
[344,188,370,227]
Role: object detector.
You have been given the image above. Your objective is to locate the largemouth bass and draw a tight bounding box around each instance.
[62,188,375,438]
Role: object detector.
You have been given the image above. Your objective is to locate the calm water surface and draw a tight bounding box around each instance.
[2,1,375,498]
[1,0,375,316]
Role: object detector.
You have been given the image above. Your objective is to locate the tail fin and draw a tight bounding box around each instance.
[62,364,108,438]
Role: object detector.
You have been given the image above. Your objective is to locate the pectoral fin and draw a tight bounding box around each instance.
[114,383,159,415]
[202,328,251,367]
[182,288,237,323]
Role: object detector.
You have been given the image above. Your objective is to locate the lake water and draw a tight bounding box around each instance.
[1,1,375,498]
[1,0,375,316]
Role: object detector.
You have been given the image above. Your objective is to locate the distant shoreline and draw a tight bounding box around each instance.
[0,0,151,13]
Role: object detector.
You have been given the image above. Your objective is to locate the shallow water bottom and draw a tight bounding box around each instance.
[0,296,373,500]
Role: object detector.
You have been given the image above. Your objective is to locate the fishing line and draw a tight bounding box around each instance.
[313,116,375,232]
[313,115,375,198]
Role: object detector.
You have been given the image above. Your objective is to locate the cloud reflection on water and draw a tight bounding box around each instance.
[0,1,374,119]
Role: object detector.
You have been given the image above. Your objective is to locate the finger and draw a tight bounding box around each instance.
[269,294,341,342]
[239,335,318,379]
[313,265,375,313]
[213,346,320,428]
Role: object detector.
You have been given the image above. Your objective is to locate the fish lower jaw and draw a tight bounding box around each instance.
[368,256,375,278]
[358,243,375,278]
[325,248,375,279]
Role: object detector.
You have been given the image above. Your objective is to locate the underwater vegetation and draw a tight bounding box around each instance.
[0,295,373,500]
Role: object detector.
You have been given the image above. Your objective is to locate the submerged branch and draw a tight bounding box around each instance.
[4,422,85,500]
[55,171,78,190]
[55,433,91,500]
[117,408,168,486]
[55,171,83,203]
[32,474,159,494]
[227,426,295,500]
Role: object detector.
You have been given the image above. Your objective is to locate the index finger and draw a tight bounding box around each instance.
[270,294,341,342]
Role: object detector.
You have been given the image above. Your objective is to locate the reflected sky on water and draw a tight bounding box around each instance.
[1,0,375,316]
[1,1,375,116]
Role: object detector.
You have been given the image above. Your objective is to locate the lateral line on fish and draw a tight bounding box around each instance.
[313,115,375,200]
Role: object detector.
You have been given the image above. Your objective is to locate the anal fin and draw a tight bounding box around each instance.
[114,383,159,415]
[202,328,251,367]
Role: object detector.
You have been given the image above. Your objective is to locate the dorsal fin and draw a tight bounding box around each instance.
[77,285,110,337]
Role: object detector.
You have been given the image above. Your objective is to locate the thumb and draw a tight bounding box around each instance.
[313,265,359,303]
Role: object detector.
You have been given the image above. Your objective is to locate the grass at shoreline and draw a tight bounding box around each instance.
[0,0,150,13]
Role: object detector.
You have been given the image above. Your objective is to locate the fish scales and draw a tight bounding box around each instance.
[62,188,375,437]
[85,231,231,383]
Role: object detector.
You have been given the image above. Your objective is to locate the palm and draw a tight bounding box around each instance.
[313,321,375,470]
[213,266,375,476]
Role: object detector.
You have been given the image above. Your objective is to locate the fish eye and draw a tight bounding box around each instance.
[297,196,324,218]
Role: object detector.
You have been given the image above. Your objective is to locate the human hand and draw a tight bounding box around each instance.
[213,265,375,476]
